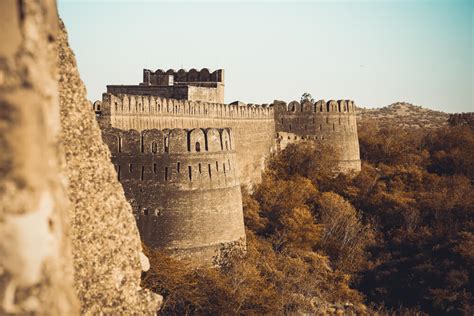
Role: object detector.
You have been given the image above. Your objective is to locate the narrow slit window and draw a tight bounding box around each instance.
[117,165,121,180]
[216,161,219,171]
[188,166,192,181]
[153,163,157,174]
[208,164,212,179]
[164,167,168,181]
[129,164,133,173]
[164,136,169,153]
[141,166,144,180]
[195,142,201,152]
[223,163,226,174]
[198,163,202,174]
[177,162,181,173]
[118,137,122,153]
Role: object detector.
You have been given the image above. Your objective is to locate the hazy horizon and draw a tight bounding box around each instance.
[59,0,473,113]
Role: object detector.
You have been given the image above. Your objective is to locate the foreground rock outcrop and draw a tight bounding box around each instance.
[57,20,161,314]
[0,1,161,314]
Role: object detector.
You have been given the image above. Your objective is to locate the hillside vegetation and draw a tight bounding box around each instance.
[357,102,449,129]
[143,116,474,315]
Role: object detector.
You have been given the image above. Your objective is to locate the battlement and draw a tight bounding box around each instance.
[101,93,274,120]
[102,127,234,155]
[273,99,356,113]
[142,68,224,86]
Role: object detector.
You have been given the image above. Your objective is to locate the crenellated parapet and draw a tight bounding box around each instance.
[143,68,224,85]
[273,99,356,113]
[100,93,274,120]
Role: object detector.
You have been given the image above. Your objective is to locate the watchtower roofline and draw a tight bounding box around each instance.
[107,68,225,103]
[141,68,224,86]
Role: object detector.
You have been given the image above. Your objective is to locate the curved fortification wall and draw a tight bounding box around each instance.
[99,93,276,185]
[273,100,361,172]
[102,127,246,264]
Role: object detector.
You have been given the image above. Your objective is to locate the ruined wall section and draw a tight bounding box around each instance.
[274,100,361,172]
[102,127,245,264]
[100,93,276,184]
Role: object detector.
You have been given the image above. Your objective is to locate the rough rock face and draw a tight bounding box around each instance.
[57,20,161,315]
[0,0,161,314]
[0,0,79,314]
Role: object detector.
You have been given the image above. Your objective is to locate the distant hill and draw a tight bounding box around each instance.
[357,102,449,129]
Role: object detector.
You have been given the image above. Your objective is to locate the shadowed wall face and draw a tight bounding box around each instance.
[102,127,246,264]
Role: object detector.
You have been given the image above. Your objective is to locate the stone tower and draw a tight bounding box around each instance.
[273,99,361,172]
[107,68,225,104]
[101,127,245,264]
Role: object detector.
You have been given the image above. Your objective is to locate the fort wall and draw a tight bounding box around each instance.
[101,127,245,263]
[273,100,361,172]
[100,93,276,185]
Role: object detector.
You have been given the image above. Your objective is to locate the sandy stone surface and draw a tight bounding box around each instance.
[57,20,161,314]
[0,1,78,314]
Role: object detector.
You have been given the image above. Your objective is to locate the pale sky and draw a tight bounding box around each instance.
[58,0,473,113]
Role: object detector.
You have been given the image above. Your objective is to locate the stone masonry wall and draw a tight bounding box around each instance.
[273,100,361,172]
[102,127,245,264]
[100,94,276,185]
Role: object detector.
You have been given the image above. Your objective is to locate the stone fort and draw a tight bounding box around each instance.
[95,68,361,264]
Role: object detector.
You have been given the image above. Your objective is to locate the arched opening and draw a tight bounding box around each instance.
[195,141,201,152]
